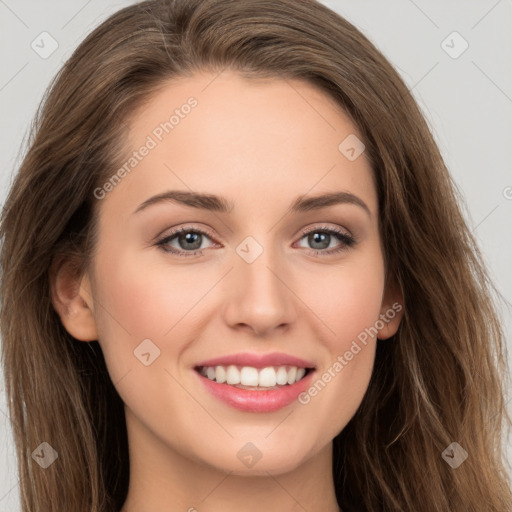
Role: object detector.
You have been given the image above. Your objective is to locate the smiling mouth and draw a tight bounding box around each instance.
[195,364,314,390]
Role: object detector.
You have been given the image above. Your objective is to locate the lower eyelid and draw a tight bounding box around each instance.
[156,226,355,255]
[296,230,355,251]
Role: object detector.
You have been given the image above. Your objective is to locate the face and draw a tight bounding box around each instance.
[64,70,402,476]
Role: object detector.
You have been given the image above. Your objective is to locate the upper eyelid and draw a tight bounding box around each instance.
[157,224,354,248]
[159,223,352,241]
[301,225,351,236]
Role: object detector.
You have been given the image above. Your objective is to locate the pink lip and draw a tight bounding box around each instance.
[194,352,315,369]
[195,369,315,413]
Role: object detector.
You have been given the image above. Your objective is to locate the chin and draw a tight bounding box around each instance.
[195,441,315,477]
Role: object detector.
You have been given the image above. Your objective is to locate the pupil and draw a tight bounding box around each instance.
[177,231,331,252]
[181,232,201,250]
[310,232,329,249]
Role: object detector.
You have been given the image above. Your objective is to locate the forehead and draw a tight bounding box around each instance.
[98,69,377,221]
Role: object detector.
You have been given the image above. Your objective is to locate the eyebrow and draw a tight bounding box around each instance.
[133,190,371,218]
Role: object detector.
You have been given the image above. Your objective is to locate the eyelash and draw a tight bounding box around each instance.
[155,225,356,258]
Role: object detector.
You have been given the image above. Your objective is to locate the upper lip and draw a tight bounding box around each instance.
[194,352,316,369]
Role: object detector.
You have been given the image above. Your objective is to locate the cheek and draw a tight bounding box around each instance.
[93,238,208,328]
[302,246,385,347]
[293,248,384,437]
[89,248,193,381]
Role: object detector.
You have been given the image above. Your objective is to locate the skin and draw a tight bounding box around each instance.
[51,69,403,512]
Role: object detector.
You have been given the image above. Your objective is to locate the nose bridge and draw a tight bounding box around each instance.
[224,233,296,333]
[236,233,286,301]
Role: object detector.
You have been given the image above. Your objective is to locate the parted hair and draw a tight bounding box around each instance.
[1,0,511,510]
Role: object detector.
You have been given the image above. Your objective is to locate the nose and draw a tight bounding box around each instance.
[222,246,298,337]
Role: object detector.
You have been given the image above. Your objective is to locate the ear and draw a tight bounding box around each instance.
[377,273,404,340]
[49,255,98,341]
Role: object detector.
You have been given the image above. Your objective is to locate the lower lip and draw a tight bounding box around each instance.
[195,370,315,413]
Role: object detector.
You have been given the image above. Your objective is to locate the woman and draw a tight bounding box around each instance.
[1,0,511,510]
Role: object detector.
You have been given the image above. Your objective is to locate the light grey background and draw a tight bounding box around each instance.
[1,0,511,509]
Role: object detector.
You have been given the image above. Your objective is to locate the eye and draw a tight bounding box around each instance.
[155,224,356,257]
[295,225,356,255]
[155,226,217,257]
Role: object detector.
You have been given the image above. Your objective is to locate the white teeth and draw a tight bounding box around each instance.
[226,365,241,385]
[199,364,310,387]
[215,365,226,384]
[287,366,297,385]
[240,366,259,386]
[276,366,288,385]
[258,367,277,387]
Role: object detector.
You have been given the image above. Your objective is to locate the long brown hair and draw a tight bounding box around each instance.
[1,0,511,510]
